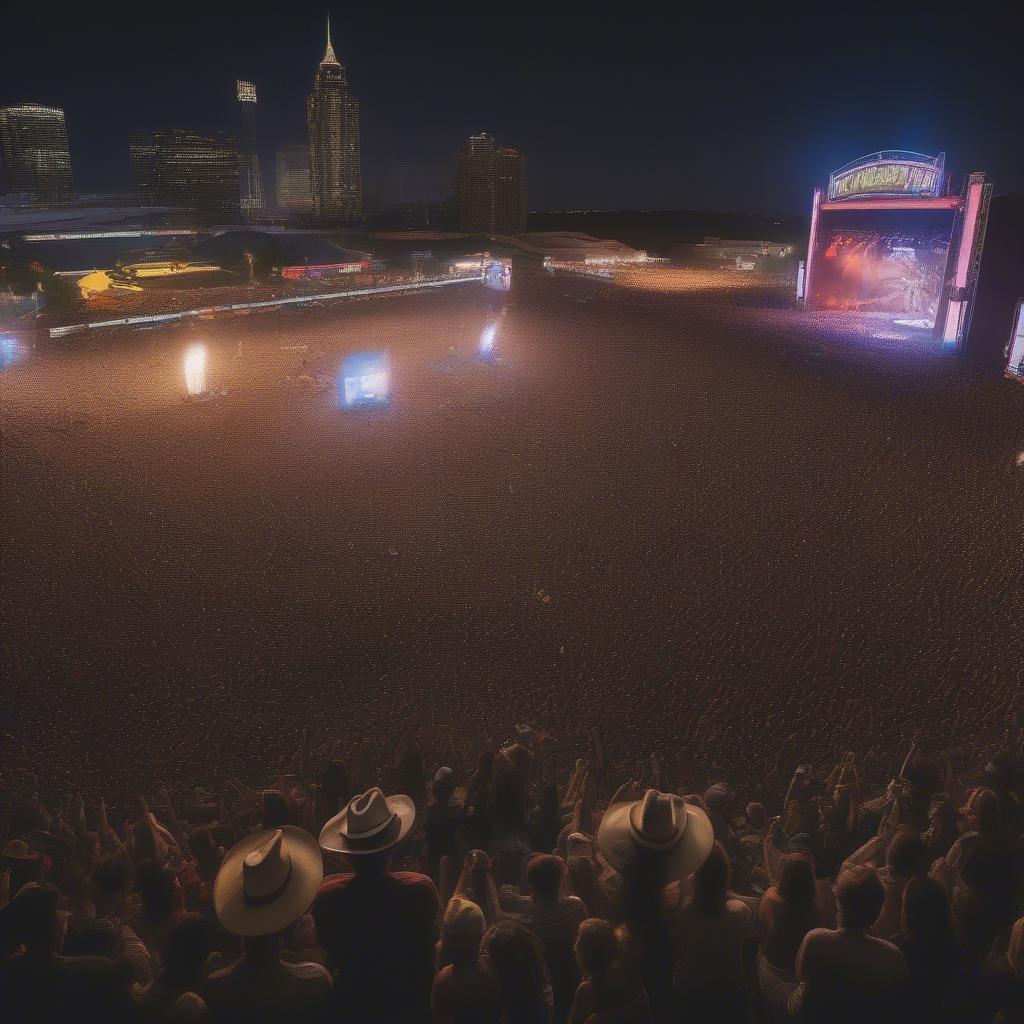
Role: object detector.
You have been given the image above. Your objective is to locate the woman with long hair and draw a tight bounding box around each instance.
[757,854,820,1022]
[481,919,553,1024]
[432,897,501,1024]
[568,918,650,1024]
[671,842,753,1024]
[890,876,961,1022]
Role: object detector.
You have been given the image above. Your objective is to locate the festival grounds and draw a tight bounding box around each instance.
[1,267,1022,797]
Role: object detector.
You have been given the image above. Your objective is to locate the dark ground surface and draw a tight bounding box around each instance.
[2,267,1022,800]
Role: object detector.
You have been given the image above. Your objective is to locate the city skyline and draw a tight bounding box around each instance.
[0,7,1019,216]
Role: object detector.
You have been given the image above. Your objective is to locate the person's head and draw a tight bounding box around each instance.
[927,795,958,835]
[136,860,182,929]
[440,896,486,968]
[886,827,930,879]
[982,753,1019,797]
[837,866,885,931]
[960,787,999,835]
[474,751,495,775]
[598,789,714,910]
[504,743,533,776]
[162,914,209,988]
[703,783,734,817]
[901,876,950,940]
[693,841,730,917]
[746,802,768,831]
[777,854,816,916]
[261,790,292,829]
[574,917,619,981]
[526,853,563,903]
[1,840,41,898]
[433,767,457,804]
[481,920,548,1014]
[318,788,415,869]
[189,826,222,865]
[213,827,323,941]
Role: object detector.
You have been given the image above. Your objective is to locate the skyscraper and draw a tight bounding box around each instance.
[495,147,527,235]
[237,80,265,222]
[0,104,73,203]
[457,132,495,233]
[457,133,527,236]
[129,130,240,223]
[307,18,362,225]
[276,143,311,211]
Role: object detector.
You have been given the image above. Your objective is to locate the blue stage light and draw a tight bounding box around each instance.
[340,351,390,408]
[0,336,23,370]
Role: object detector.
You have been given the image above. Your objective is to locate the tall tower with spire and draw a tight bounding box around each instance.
[307,17,362,225]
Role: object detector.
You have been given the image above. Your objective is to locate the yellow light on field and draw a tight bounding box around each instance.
[184,344,207,397]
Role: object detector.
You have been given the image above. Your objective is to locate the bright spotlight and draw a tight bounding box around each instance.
[184,344,207,397]
[339,351,390,409]
[479,319,499,361]
[484,259,512,292]
[0,336,23,370]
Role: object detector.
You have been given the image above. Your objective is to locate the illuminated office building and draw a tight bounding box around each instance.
[237,80,265,222]
[276,143,311,211]
[307,18,362,225]
[129,129,240,222]
[457,133,526,235]
[0,104,73,203]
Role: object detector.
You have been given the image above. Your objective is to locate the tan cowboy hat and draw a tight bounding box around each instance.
[1,839,40,863]
[598,789,713,880]
[213,827,323,937]
[319,787,415,856]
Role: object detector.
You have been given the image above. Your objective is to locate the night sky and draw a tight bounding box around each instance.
[1,4,1019,215]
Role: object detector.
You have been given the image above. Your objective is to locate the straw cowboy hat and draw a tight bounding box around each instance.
[598,789,713,880]
[319,787,415,856]
[213,827,323,937]
[1,839,40,864]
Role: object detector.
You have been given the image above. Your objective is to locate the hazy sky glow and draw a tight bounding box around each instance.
[1,4,1019,214]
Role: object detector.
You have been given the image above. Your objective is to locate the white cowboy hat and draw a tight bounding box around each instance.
[598,789,713,880]
[319,787,415,856]
[213,827,323,937]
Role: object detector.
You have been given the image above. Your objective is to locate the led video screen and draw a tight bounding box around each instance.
[808,208,955,325]
[1008,300,1024,383]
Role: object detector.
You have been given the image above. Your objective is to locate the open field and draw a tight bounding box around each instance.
[2,269,1022,798]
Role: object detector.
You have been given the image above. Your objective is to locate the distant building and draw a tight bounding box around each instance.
[457,132,495,233]
[307,18,362,225]
[0,104,73,204]
[456,133,526,235]
[495,147,526,235]
[129,130,240,223]
[275,144,311,211]
[237,80,265,222]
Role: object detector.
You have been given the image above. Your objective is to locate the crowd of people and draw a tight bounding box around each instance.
[1,724,1023,1023]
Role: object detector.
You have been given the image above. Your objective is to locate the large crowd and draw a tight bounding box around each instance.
[1,724,1023,1024]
